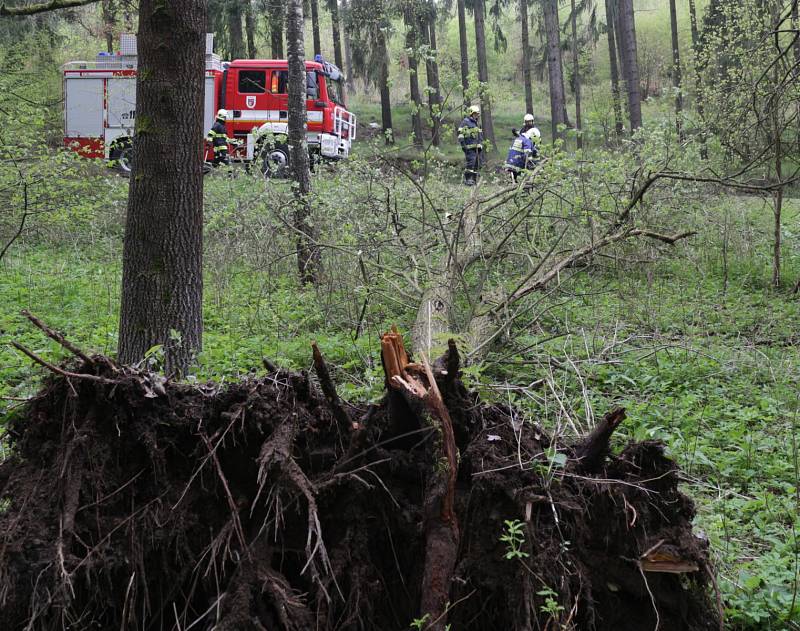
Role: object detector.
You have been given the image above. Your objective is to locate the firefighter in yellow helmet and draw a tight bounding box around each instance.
[207,109,232,166]
[457,105,484,186]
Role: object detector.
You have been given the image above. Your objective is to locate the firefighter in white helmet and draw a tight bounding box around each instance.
[457,105,484,186]
[207,109,232,166]
[521,113,536,135]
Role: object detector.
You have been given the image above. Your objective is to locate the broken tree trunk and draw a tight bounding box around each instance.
[381,330,459,631]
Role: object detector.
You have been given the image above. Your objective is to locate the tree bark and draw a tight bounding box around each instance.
[617,0,642,131]
[421,11,442,147]
[605,0,624,136]
[668,0,684,140]
[378,23,393,143]
[287,0,319,285]
[228,0,245,60]
[310,0,322,56]
[245,1,257,58]
[329,0,344,70]
[406,12,425,148]
[269,0,284,57]
[688,0,707,158]
[570,0,583,149]
[520,0,533,115]
[342,0,355,91]
[473,0,495,149]
[543,0,566,141]
[118,0,206,377]
[101,0,115,53]
[457,0,470,104]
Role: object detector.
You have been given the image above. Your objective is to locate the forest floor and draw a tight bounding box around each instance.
[0,171,799,628]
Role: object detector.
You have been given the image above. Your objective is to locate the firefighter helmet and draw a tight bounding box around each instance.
[467,105,481,116]
[523,113,535,123]
[216,109,228,120]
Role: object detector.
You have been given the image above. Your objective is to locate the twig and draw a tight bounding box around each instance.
[21,310,93,365]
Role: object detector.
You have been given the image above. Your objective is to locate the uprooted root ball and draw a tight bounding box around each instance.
[0,354,718,631]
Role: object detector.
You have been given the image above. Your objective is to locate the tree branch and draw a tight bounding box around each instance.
[0,0,98,16]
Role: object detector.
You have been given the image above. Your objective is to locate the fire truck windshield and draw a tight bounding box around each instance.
[326,78,344,106]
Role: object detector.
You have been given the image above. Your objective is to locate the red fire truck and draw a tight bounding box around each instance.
[63,34,356,174]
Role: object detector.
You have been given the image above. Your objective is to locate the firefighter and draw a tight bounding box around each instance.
[458,105,484,186]
[521,113,536,135]
[504,129,533,183]
[207,109,231,166]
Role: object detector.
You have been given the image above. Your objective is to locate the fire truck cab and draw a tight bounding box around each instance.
[62,34,356,174]
[224,58,355,175]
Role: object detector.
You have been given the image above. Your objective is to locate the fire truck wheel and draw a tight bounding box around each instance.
[260,144,290,178]
[109,141,134,175]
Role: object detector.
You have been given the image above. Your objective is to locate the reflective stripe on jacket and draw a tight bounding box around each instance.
[207,120,229,152]
[457,116,484,150]
[505,134,532,171]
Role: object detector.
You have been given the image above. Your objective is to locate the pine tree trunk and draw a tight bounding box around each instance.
[378,25,393,143]
[605,0,624,136]
[543,0,566,141]
[688,0,707,158]
[473,0,495,148]
[287,0,319,285]
[228,0,245,60]
[617,0,642,130]
[422,13,442,147]
[329,0,344,68]
[310,0,322,56]
[520,0,533,115]
[269,0,284,57]
[245,1,257,58]
[570,0,582,149]
[668,0,684,140]
[101,0,115,53]
[457,0,470,104]
[118,0,206,377]
[406,14,425,148]
[342,0,355,91]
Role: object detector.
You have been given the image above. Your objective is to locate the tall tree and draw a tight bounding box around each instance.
[668,0,684,140]
[405,7,425,148]
[420,5,442,146]
[245,0,256,57]
[347,0,393,141]
[329,0,344,70]
[543,0,566,141]
[287,0,319,283]
[342,0,355,91]
[688,0,708,158]
[457,0,470,103]
[268,0,284,57]
[228,0,245,59]
[604,0,623,135]
[569,0,583,148]
[118,0,206,376]
[309,0,322,55]
[473,0,495,148]
[616,0,641,131]
[101,0,115,52]
[520,0,532,114]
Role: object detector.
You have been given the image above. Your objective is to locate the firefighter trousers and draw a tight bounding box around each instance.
[463,148,481,185]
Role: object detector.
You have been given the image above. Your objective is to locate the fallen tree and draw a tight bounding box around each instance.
[0,321,720,630]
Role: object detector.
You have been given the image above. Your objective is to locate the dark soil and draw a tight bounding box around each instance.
[0,353,719,631]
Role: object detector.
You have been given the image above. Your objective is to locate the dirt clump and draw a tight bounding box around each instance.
[0,343,719,630]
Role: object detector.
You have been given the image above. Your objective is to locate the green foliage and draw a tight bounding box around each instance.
[500,518,529,561]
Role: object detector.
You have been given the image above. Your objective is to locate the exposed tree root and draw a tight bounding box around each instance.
[0,325,719,631]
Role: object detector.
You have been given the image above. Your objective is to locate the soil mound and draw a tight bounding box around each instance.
[0,342,719,630]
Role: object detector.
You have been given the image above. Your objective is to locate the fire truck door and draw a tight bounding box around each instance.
[234,68,271,127]
[64,78,104,138]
